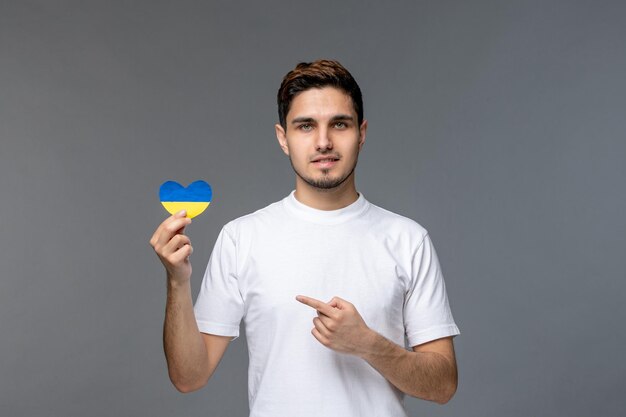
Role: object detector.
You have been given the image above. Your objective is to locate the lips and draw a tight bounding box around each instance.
[311,158,339,169]
[311,155,340,163]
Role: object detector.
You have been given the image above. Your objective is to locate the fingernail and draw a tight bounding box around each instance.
[177,210,187,217]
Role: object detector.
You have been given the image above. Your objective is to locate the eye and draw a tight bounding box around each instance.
[299,123,313,131]
[334,121,347,129]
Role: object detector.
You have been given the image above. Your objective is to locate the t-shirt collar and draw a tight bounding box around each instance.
[282,190,370,225]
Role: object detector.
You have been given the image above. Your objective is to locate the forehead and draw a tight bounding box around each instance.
[287,87,355,120]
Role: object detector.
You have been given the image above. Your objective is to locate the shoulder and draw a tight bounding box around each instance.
[363,200,430,245]
[221,198,286,239]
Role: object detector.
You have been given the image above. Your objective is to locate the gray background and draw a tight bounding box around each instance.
[1,0,625,416]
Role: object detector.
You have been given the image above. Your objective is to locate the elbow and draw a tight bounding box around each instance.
[174,385,200,394]
[434,385,456,404]
[407,379,457,404]
[172,379,207,394]
[435,357,458,404]
[169,372,210,394]
[434,376,457,404]
[413,369,457,404]
[167,361,215,394]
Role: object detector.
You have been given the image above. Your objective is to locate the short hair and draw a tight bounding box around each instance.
[277,59,363,130]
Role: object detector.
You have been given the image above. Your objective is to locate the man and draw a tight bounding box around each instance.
[150,60,460,416]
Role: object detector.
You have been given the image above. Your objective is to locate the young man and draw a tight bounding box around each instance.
[150,60,460,416]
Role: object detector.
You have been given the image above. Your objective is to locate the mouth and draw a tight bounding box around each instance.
[311,154,341,162]
[311,156,340,169]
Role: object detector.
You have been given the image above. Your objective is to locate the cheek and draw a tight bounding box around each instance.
[342,142,361,158]
[290,148,309,165]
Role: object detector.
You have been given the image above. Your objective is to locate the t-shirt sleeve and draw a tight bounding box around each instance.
[194,225,244,339]
[404,233,460,347]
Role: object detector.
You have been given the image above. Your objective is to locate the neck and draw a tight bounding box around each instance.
[293,175,359,210]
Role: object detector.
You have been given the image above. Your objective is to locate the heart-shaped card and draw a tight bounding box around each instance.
[159,180,213,218]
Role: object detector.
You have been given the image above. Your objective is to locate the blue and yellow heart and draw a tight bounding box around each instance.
[159,180,213,219]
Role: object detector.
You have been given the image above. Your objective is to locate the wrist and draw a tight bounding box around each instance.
[166,273,191,290]
[357,328,383,359]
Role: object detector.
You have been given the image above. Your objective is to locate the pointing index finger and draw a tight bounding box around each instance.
[296,295,337,318]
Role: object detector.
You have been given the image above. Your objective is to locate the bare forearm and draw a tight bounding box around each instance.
[163,278,209,392]
[359,332,457,403]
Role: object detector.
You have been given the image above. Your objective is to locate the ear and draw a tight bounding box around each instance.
[275,123,290,156]
[358,119,368,150]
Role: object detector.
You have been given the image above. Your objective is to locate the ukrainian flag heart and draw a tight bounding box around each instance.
[159,180,213,219]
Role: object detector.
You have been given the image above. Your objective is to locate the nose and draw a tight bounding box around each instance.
[315,126,333,151]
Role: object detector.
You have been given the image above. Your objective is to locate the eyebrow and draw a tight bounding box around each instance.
[290,114,355,124]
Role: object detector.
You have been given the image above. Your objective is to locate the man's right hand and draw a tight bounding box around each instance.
[150,210,193,284]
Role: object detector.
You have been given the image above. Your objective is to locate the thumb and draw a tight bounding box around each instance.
[328,296,347,309]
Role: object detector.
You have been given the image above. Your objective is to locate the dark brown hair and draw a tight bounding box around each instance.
[277,59,363,129]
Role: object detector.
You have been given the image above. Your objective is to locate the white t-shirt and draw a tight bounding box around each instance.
[194,191,460,417]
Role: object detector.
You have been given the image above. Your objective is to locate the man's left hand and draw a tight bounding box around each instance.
[295,295,373,356]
